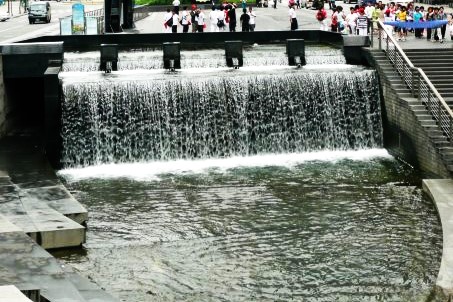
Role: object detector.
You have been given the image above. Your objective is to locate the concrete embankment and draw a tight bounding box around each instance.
[423,179,453,298]
[0,136,119,302]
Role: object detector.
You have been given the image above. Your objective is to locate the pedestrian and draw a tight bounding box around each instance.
[181,6,190,33]
[426,6,433,41]
[217,5,226,31]
[171,10,179,33]
[196,8,205,32]
[163,8,173,33]
[431,7,442,42]
[227,3,237,32]
[316,6,328,31]
[396,6,407,41]
[240,8,250,31]
[273,0,277,9]
[345,6,357,34]
[190,4,198,32]
[356,7,368,36]
[439,7,447,42]
[413,6,423,38]
[248,6,256,31]
[209,5,218,32]
[242,0,247,10]
[289,4,298,30]
[172,0,180,15]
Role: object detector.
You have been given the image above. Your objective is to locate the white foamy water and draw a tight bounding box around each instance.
[58,149,392,181]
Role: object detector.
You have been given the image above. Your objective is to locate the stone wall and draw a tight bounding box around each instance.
[0,55,5,138]
[364,50,451,178]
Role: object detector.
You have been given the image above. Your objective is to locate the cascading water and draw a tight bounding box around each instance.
[60,68,382,167]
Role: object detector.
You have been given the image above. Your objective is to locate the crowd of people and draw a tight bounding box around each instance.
[318,1,453,42]
[162,0,453,43]
[163,1,258,33]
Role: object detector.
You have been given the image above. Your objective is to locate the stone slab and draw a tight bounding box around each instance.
[22,185,88,225]
[423,179,453,295]
[0,193,85,249]
[0,285,33,302]
[0,231,87,302]
[0,214,22,233]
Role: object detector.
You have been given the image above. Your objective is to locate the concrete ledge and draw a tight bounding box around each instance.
[22,185,88,225]
[0,285,33,302]
[423,179,453,296]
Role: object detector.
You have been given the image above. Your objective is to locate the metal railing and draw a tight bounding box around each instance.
[372,20,453,143]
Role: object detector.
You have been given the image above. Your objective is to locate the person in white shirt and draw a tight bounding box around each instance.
[163,8,172,33]
[181,6,190,33]
[289,4,298,30]
[217,6,226,31]
[196,9,205,32]
[346,7,358,35]
[173,0,180,15]
[171,10,179,33]
[209,6,218,32]
[247,6,256,31]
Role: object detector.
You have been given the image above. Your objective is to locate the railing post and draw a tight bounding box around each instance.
[427,90,431,113]
[393,47,397,66]
[386,36,389,56]
[437,95,442,121]
[378,26,382,50]
[450,117,453,145]
[370,21,374,48]
[410,67,418,97]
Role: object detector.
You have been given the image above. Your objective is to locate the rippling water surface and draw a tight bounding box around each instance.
[56,154,442,302]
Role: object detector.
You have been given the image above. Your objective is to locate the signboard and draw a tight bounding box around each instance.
[85,16,98,35]
[72,3,85,35]
[60,17,72,35]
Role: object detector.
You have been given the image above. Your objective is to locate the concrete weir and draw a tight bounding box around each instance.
[423,179,453,297]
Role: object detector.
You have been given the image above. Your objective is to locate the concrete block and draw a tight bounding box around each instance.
[0,285,33,302]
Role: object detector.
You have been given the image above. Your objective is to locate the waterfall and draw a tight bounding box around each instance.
[60,68,382,167]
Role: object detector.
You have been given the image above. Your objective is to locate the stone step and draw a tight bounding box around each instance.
[423,70,453,75]
[0,227,88,302]
[409,57,453,62]
[433,140,450,147]
[419,120,438,127]
[0,285,34,302]
[0,184,86,249]
[20,185,88,226]
[419,67,453,72]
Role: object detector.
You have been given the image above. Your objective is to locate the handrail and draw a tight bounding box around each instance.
[374,20,453,144]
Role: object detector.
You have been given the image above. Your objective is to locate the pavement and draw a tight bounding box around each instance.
[131,1,453,49]
[1,0,452,49]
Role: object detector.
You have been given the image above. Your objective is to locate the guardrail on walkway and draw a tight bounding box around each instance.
[372,20,453,143]
[82,5,149,33]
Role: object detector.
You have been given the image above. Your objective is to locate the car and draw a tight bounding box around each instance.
[28,1,51,24]
[344,0,358,4]
[0,12,10,22]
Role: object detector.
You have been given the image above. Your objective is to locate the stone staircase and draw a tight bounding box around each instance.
[369,49,453,173]
[404,49,453,107]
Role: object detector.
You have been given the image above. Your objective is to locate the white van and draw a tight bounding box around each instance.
[28,2,51,24]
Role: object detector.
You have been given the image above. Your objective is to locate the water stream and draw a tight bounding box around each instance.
[57,155,442,302]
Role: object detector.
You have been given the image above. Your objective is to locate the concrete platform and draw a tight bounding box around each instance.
[0,285,33,302]
[423,179,453,296]
[0,178,85,249]
[21,185,88,225]
[0,229,87,302]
